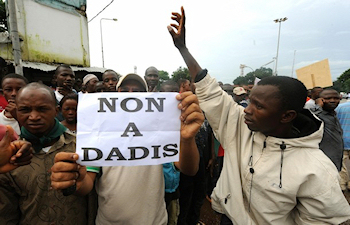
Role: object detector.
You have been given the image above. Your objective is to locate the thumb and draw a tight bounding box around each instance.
[167,25,176,37]
[2,125,15,145]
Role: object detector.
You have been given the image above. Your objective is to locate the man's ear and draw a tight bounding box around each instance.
[280,110,297,124]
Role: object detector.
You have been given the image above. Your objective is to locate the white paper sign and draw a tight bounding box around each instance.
[76,92,180,167]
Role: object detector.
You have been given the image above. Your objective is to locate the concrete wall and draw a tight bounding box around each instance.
[0,0,90,67]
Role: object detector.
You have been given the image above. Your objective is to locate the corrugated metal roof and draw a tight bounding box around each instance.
[12,61,106,73]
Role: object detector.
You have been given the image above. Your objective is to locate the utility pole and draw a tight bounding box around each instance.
[8,0,23,75]
[273,17,288,76]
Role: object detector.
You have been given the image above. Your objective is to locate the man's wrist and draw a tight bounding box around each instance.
[195,69,208,83]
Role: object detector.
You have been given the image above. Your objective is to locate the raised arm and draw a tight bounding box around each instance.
[168,7,202,82]
[174,91,204,175]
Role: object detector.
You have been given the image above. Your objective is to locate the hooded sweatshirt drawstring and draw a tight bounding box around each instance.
[279,141,286,188]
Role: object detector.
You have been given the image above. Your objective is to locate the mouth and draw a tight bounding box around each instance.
[244,116,253,125]
[27,124,44,129]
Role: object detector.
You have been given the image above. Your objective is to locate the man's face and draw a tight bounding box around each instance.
[2,78,26,103]
[320,90,340,112]
[243,85,285,136]
[95,81,106,92]
[103,72,118,92]
[86,77,99,93]
[312,88,323,100]
[16,88,58,137]
[144,68,159,88]
[117,80,146,92]
[55,68,75,89]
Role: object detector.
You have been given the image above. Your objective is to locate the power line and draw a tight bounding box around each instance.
[88,0,114,23]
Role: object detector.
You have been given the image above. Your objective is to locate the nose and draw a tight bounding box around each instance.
[29,110,40,120]
[68,109,75,115]
[10,89,17,98]
[244,103,252,114]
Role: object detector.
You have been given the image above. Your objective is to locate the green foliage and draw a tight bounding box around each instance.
[158,70,170,84]
[157,70,170,90]
[233,67,273,85]
[335,68,350,93]
[171,66,190,82]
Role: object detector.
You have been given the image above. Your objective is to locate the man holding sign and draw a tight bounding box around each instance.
[51,73,204,224]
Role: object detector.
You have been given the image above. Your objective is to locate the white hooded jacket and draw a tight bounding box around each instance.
[195,74,350,225]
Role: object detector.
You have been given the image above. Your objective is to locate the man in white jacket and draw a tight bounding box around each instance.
[168,7,350,225]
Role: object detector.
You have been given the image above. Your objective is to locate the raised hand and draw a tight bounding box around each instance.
[168,6,186,50]
[176,91,204,139]
[0,125,33,173]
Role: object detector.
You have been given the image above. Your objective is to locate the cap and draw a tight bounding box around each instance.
[83,74,98,85]
[233,87,247,96]
[116,73,148,92]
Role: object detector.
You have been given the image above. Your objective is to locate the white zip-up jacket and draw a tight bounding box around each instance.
[195,74,350,225]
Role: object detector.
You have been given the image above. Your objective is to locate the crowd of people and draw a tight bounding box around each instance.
[0,6,349,225]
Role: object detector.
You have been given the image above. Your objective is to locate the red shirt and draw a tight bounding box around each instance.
[0,95,8,112]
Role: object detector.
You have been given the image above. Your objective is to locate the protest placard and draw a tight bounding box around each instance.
[76,92,180,167]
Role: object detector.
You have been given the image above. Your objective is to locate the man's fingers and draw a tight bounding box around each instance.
[51,161,80,173]
[54,152,79,163]
[51,171,79,182]
[51,180,76,190]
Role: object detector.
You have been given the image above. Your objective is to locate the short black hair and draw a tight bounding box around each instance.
[258,76,307,113]
[311,86,323,93]
[102,69,120,80]
[160,80,179,92]
[2,73,29,87]
[319,88,338,97]
[54,64,72,76]
[177,79,189,87]
[60,93,78,109]
[18,82,57,106]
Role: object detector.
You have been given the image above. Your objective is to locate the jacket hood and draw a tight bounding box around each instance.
[257,109,323,151]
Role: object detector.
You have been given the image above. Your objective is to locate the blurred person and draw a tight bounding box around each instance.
[95,81,106,92]
[60,93,78,134]
[233,86,249,108]
[304,86,323,109]
[145,66,160,92]
[0,73,28,135]
[83,74,99,93]
[309,88,343,171]
[103,69,119,92]
[53,64,76,102]
[336,96,350,191]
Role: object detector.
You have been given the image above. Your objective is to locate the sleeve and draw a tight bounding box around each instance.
[195,74,245,145]
[295,170,350,224]
[0,174,20,224]
[86,166,100,173]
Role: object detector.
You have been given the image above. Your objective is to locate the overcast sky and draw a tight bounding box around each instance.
[86,0,350,84]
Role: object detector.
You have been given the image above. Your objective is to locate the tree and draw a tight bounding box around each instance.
[157,70,170,89]
[158,70,170,84]
[233,67,272,85]
[171,66,190,83]
[335,68,350,93]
